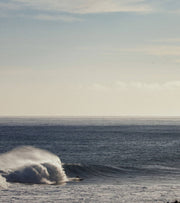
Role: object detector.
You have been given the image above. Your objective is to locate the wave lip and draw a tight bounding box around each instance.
[0,146,68,185]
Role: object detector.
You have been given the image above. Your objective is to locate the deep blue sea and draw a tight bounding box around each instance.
[0,117,180,202]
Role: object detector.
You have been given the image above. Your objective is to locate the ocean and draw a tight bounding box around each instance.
[0,117,180,203]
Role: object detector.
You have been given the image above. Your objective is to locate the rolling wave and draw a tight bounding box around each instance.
[63,164,132,179]
[1,146,179,187]
[3,162,67,184]
[64,163,180,180]
[0,146,132,186]
[0,146,67,186]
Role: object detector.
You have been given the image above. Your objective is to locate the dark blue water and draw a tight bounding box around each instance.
[1,117,180,182]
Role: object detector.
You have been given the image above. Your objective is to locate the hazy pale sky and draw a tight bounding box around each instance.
[1,0,180,116]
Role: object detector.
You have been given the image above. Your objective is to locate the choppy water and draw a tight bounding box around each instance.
[0,117,180,202]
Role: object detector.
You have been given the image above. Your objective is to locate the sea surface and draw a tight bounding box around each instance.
[0,117,180,202]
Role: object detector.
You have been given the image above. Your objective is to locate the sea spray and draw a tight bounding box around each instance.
[0,174,9,189]
[0,146,68,184]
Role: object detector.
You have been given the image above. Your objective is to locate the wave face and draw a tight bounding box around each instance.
[64,163,180,181]
[0,146,68,185]
[64,164,133,179]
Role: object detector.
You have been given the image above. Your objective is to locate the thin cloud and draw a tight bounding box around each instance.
[172,9,180,14]
[152,38,180,43]
[175,59,180,63]
[34,14,83,22]
[142,45,180,56]
[79,44,180,57]
[2,0,180,17]
[163,81,180,89]
[0,2,21,10]
[91,81,180,92]
[8,0,152,14]
[91,83,110,91]
[116,81,180,90]
[116,81,162,90]
[117,45,180,57]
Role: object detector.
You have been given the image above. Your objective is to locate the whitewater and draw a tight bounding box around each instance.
[0,117,180,202]
[0,146,67,186]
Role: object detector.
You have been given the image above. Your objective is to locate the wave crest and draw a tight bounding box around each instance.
[5,162,66,184]
[0,146,68,185]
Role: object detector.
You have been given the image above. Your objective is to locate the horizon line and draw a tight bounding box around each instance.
[1,115,180,118]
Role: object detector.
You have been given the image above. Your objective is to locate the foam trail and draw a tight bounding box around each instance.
[0,146,68,185]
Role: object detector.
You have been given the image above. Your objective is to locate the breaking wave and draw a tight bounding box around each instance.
[0,146,68,186]
[64,163,180,180]
[1,146,178,187]
[64,164,132,179]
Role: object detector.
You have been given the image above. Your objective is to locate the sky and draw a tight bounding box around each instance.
[0,0,180,116]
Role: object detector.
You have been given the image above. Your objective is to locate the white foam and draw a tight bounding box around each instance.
[0,146,68,185]
[0,174,9,189]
